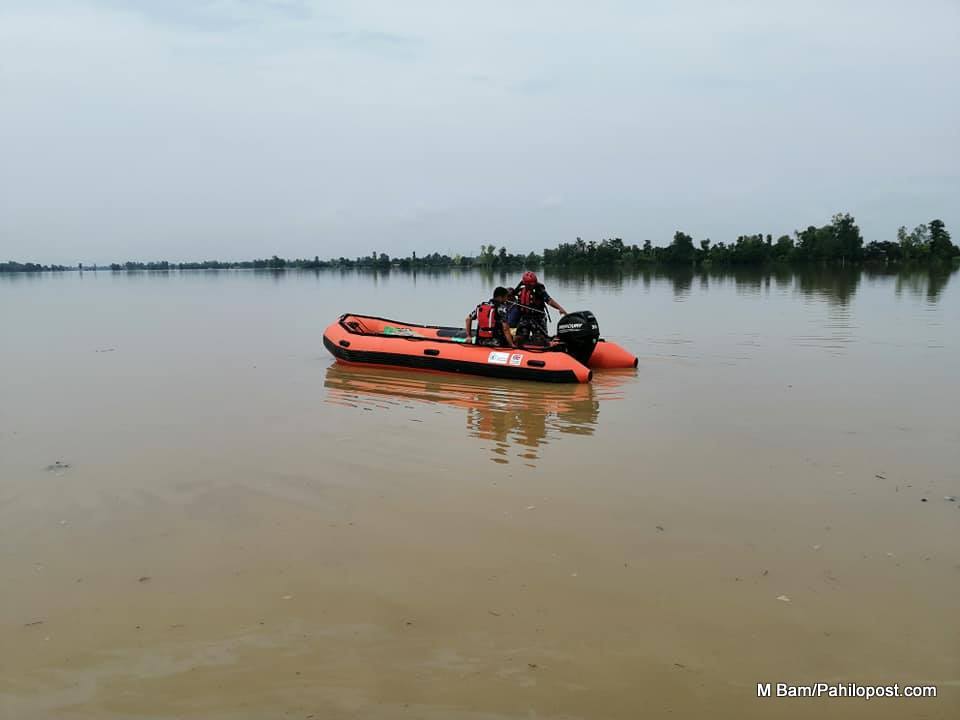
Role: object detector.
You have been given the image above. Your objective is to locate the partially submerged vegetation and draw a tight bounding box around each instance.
[3,215,955,273]
[0,261,72,272]
[544,216,956,267]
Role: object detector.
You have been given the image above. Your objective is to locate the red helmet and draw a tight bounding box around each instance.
[522,271,538,285]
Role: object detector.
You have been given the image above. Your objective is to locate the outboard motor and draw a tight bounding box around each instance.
[556,311,600,366]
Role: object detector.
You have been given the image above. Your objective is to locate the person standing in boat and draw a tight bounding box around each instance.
[465,287,516,347]
[509,271,567,345]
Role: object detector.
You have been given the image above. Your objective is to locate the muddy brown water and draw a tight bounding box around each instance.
[1,267,958,719]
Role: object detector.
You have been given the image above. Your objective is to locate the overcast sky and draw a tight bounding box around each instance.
[1,0,957,263]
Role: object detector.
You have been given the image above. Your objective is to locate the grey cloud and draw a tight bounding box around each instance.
[0,0,957,264]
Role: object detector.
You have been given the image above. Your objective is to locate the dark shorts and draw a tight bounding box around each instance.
[516,315,548,345]
[475,334,510,347]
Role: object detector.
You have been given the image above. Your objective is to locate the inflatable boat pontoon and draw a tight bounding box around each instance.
[323,312,636,384]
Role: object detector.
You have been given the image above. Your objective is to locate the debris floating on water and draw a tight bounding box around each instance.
[138,576,151,583]
[945,496,956,502]
[776,595,791,603]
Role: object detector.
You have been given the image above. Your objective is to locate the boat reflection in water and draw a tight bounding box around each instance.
[323,364,631,465]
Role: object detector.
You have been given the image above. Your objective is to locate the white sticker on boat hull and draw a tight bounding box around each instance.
[509,353,524,366]
[487,351,510,365]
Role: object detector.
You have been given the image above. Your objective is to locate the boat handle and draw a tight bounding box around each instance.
[527,360,545,367]
[339,340,350,348]
[423,348,440,356]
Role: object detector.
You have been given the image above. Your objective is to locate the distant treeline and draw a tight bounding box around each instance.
[3,215,955,273]
[0,261,72,272]
[544,216,956,267]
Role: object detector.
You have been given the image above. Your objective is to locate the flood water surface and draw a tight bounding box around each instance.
[1,267,958,719]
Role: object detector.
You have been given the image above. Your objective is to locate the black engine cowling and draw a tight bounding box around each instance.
[556,311,600,365]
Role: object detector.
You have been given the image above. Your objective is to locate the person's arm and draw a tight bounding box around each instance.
[464,315,473,343]
[547,297,566,315]
[502,319,516,347]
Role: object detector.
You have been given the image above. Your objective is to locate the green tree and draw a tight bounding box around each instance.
[478,244,496,268]
[666,231,696,265]
[928,219,955,259]
[830,213,863,262]
[899,224,930,260]
[773,235,794,261]
[697,239,711,264]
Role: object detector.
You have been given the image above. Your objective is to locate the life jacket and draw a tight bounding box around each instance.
[476,301,498,341]
[516,283,545,312]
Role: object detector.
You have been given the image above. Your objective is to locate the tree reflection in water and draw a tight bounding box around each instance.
[542,264,956,305]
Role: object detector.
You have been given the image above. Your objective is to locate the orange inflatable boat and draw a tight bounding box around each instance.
[322,312,636,384]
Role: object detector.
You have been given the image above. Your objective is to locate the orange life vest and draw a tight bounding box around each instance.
[516,283,545,312]
[476,302,497,340]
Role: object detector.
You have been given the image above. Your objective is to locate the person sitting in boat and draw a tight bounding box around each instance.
[465,287,516,347]
[509,271,566,345]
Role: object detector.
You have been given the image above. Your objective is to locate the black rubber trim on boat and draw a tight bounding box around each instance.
[336,313,554,353]
[339,340,350,347]
[323,335,580,383]
[423,348,440,356]
[526,359,545,367]
[633,357,639,368]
